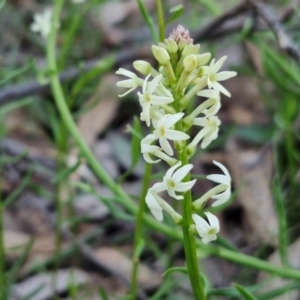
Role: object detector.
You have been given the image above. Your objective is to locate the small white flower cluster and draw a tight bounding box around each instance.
[116,26,236,244]
[30,9,53,39]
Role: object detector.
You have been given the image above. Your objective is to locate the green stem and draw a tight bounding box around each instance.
[46,3,300,286]
[0,185,7,300]
[180,147,206,299]
[130,163,152,299]
[155,0,165,42]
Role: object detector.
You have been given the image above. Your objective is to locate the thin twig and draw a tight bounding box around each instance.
[247,0,300,65]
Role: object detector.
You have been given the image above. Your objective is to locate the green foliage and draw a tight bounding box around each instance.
[232,283,258,300]
[167,5,184,25]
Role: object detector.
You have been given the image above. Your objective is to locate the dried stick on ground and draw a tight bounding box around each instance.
[247,0,300,65]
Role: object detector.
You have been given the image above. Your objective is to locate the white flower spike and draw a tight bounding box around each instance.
[207,160,231,207]
[153,113,189,156]
[30,9,52,39]
[138,74,174,127]
[192,212,220,244]
[116,68,143,97]
[162,161,196,200]
[203,56,237,97]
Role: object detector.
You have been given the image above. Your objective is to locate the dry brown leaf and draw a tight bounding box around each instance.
[77,75,120,147]
[94,247,161,291]
[226,139,278,246]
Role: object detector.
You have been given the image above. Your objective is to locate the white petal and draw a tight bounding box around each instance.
[117,79,135,88]
[211,56,227,74]
[167,188,183,200]
[143,153,161,164]
[193,117,208,127]
[165,161,181,179]
[215,71,237,82]
[141,134,156,145]
[143,74,151,94]
[211,188,231,207]
[148,74,162,94]
[118,86,136,97]
[175,180,196,192]
[202,234,217,244]
[205,212,220,231]
[213,160,231,179]
[165,130,190,141]
[151,182,166,194]
[150,95,173,105]
[197,89,220,100]
[173,164,193,182]
[212,81,231,97]
[206,174,230,185]
[159,137,173,156]
[192,214,210,232]
[146,192,163,221]
[116,68,135,78]
[141,102,151,127]
[164,113,184,129]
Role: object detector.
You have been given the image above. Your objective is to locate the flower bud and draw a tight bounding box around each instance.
[183,54,197,72]
[152,45,170,65]
[196,53,211,67]
[178,39,187,51]
[164,38,178,53]
[133,60,151,75]
[182,44,200,58]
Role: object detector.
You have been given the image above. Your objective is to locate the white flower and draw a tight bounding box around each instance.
[146,185,164,221]
[192,212,220,244]
[202,56,237,97]
[153,113,189,156]
[196,89,221,117]
[146,183,182,222]
[116,68,143,97]
[188,116,221,150]
[30,9,52,39]
[140,106,165,128]
[162,161,196,200]
[138,74,174,127]
[141,134,177,165]
[206,160,231,207]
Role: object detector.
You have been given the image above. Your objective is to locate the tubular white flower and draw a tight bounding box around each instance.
[153,113,189,156]
[192,212,220,244]
[140,106,165,128]
[162,161,196,200]
[188,116,221,151]
[196,90,221,117]
[141,134,177,166]
[146,183,182,222]
[116,68,143,97]
[138,74,174,127]
[202,56,237,97]
[206,160,231,207]
[30,9,52,39]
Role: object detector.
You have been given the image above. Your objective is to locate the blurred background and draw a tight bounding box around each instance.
[0,0,300,299]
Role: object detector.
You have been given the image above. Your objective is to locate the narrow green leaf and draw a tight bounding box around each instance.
[233,283,258,300]
[52,160,81,183]
[0,0,6,11]
[99,287,109,300]
[136,0,159,43]
[117,117,143,182]
[162,267,189,277]
[272,175,289,267]
[4,171,32,207]
[166,5,184,25]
